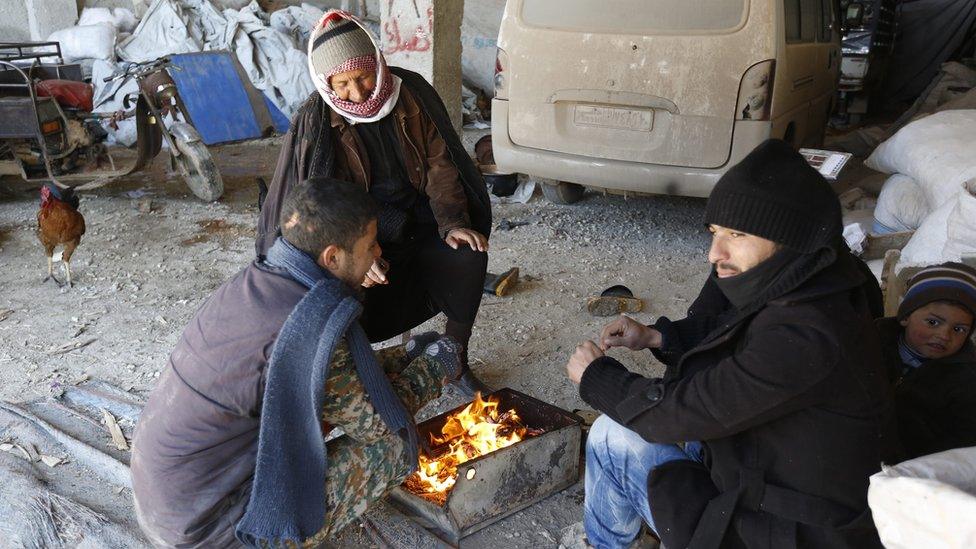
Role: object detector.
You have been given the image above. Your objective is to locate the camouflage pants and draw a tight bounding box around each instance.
[302,343,445,547]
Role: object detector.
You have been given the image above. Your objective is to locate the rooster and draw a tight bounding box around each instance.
[37,183,86,287]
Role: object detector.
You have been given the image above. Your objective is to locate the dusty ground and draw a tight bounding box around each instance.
[0,135,713,548]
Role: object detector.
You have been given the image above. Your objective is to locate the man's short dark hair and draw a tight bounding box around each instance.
[279,177,377,257]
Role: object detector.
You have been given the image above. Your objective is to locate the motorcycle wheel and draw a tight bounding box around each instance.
[172,128,223,202]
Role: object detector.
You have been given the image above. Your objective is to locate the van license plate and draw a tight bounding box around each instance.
[573,106,653,132]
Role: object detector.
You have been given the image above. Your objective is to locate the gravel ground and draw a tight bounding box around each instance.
[0,135,712,548]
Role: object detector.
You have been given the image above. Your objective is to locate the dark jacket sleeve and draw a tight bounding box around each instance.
[418,108,471,237]
[256,98,318,257]
[651,316,718,368]
[901,366,976,458]
[580,311,842,443]
[650,275,729,368]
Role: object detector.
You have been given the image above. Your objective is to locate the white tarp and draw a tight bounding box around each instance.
[269,2,324,49]
[115,0,314,119]
[869,446,976,549]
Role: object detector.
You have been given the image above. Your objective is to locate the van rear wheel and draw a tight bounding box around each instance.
[541,181,585,205]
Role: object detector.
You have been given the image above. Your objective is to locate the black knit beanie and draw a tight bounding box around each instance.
[705,139,842,253]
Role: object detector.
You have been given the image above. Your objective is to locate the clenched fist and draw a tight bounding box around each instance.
[600,315,661,351]
[566,340,604,384]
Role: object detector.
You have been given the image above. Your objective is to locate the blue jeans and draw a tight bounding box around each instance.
[584,415,702,549]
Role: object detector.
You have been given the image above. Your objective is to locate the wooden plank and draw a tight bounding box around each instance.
[861,231,915,261]
[881,250,902,317]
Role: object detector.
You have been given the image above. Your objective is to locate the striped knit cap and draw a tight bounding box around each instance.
[898,262,976,320]
[309,17,374,79]
[307,10,400,123]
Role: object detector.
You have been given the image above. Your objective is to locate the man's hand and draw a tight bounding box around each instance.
[362,258,389,288]
[445,228,488,252]
[600,315,662,351]
[566,340,604,384]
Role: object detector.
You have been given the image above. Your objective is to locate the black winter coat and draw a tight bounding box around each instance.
[580,256,889,549]
[877,317,976,461]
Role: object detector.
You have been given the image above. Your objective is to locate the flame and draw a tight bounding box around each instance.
[404,392,538,505]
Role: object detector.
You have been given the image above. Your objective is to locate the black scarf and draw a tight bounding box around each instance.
[712,246,837,315]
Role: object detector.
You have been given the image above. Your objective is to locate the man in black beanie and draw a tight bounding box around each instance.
[566,139,890,549]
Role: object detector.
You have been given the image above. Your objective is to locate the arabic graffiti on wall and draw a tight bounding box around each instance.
[383,1,434,56]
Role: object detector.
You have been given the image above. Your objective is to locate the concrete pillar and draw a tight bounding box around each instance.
[381,0,463,132]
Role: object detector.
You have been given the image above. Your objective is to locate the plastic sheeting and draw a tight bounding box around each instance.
[116,0,314,119]
[869,446,976,549]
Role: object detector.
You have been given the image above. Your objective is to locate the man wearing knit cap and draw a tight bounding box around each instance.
[564,139,889,549]
[257,10,493,396]
[877,262,976,461]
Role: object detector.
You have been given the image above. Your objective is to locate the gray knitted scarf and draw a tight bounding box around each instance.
[235,237,418,546]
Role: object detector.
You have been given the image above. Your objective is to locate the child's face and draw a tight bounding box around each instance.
[900,302,974,359]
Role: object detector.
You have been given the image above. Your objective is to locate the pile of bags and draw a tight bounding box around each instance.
[46,7,138,64]
[45,0,330,145]
[864,109,976,267]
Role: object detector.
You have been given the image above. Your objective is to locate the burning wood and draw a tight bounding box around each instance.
[404,392,544,505]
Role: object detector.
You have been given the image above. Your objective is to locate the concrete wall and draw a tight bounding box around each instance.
[1,0,78,41]
[0,1,33,42]
[269,0,504,93]
[381,0,464,130]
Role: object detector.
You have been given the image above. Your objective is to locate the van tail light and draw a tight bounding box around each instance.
[736,60,775,121]
[494,47,509,100]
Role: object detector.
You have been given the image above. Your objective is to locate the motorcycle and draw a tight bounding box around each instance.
[0,41,223,201]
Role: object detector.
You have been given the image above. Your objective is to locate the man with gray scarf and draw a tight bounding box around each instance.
[132,179,462,547]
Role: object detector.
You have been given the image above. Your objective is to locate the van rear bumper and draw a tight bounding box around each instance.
[492,100,771,198]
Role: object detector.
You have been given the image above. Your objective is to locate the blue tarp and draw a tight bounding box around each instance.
[168,52,289,144]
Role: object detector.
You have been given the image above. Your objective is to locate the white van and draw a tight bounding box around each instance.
[492,0,841,203]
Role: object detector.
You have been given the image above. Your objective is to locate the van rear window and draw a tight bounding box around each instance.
[520,0,747,33]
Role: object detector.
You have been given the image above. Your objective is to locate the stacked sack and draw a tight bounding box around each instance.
[46,7,139,65]
[865,110,976,266]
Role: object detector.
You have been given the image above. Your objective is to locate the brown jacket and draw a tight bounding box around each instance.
[331,87,470,237]
[257,68,491,258]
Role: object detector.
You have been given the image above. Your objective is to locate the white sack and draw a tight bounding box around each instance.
[865,110,976,210]
[77,7,116,28]
[899,180,976,267]
[112,8,139,34]
[873,174,930,234]
[78,7,139,33]
[91,60,139,147]
[869,446,976,549]
[47,24,117,62]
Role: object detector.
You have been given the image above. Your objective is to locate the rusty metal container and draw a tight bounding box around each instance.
[387,388,583,547]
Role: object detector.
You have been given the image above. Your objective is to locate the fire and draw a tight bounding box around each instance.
[404,392,540,505]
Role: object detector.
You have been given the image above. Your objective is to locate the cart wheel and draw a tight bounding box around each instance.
[172,129,223,202]
[541,181,585,205]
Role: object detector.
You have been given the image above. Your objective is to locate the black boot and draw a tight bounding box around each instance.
[445,320,492,398]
